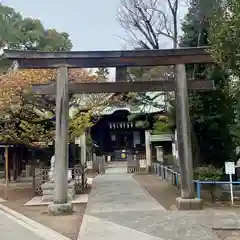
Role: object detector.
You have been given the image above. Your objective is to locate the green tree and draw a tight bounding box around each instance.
[210,0,240,74]
[210,0,240,144]
[181,0,236,166]
[0,3,72,51]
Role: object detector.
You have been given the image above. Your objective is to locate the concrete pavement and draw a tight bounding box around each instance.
[0,204,71,240]
[77,164,232,240]
[0,210,46,240]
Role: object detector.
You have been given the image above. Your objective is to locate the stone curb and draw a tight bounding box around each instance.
[212,219,240,230]
[77,214,88,240]
[0,204,71,240]
[0,197,6,203]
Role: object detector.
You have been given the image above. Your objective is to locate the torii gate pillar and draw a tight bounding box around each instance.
[48,66,73,215]
[175,64,203,210]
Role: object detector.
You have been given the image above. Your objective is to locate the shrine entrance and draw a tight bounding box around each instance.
[90,108,146,162]
[3,47,214,213]
[117,132,133,148]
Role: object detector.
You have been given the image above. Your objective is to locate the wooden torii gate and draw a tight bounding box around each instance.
[3,46,214,213]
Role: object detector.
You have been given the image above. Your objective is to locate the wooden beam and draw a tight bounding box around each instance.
[3,47,213,68]
[32,80,214,95]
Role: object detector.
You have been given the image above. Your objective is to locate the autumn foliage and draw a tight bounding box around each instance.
[0,68,96,109]
[0,2,102,145]
[0,68,98,145]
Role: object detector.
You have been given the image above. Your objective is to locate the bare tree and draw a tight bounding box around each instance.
[118,0,182,49]
[118,0,184,111]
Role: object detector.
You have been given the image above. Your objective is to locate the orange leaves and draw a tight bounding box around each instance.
[0,69,55,109]
[69,69,97,82]
[0,68,96,89]
[0,68,96,109]
[0,67,101,145]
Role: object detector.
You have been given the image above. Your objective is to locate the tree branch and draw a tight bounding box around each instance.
[118,0,180,49]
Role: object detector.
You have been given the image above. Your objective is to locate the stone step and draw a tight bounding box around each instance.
[42,193,75,202]
[42,181,75,190]
[42,189,75,195]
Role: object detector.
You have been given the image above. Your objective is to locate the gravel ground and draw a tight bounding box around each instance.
[133,173,180,210]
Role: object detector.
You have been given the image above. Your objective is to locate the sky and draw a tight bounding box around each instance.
[2,0,187,51]
[2,0,126,51]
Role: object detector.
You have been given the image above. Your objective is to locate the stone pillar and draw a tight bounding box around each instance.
[99,156,105,174]
[25,164,31,177]
[92,153,98,173]
[172,129,180,171]
[172,142,176,158]
[80,132,86,165]
[145,130,152,172]
[48,66,73,215]
[155,146,163,163]
[133,131,140,147]
[175,64,203,210]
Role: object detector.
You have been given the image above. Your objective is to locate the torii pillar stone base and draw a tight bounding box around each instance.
[48,202,73,216]
[176,197,204,210]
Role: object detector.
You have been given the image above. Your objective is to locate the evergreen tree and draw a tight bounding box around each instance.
[181,0,236,166]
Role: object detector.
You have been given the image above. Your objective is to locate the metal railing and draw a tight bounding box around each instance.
[152,162,240,202]
[152,162,180,188]
[92,155,106,174]
[193,180,240,200]
[34,164,88,196]
[136,152,146,169]
[73,164,88,193]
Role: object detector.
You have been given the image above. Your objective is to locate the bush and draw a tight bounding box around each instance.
[194,165,223,181]
[194,165,224,202]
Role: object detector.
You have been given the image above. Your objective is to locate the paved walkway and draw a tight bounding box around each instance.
[78,165,227,240]
[0,203,71,240]
[0,210,46,240]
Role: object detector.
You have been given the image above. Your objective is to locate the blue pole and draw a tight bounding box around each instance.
[196,181,201,199]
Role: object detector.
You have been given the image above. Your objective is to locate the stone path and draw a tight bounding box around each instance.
[78,165,229,240]
[0,210,46,240]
